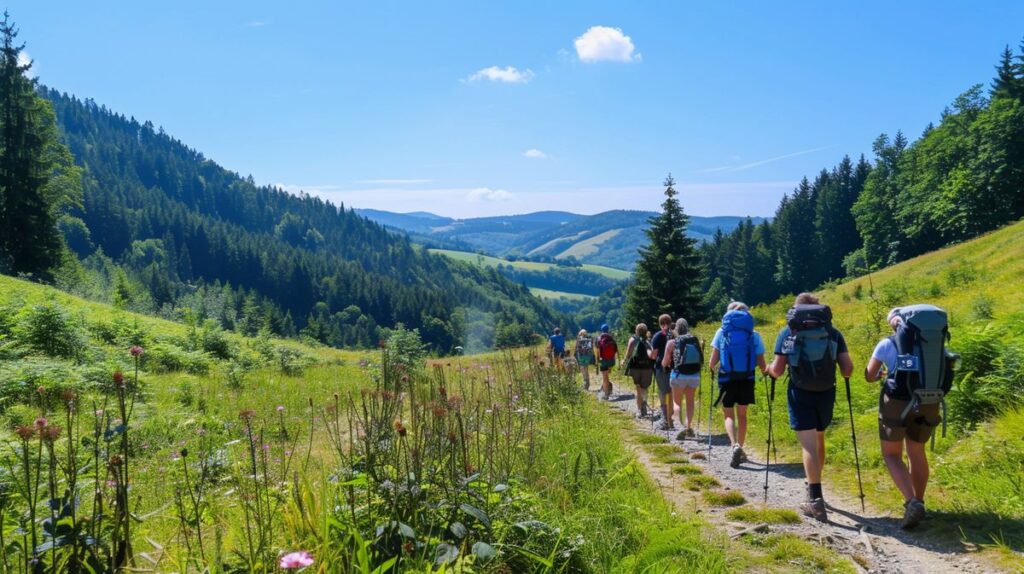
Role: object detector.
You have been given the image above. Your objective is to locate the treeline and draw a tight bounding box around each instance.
[701,41,1024,310]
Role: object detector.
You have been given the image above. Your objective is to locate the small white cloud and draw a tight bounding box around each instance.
[522,148,548,160]
[17,51,35,78]
[466,66,534,84]
[574,26,640,63]
[466,187,513,202]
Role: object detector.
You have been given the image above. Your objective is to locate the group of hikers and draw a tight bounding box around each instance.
[546,292,958,530]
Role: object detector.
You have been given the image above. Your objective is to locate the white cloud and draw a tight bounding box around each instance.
[354,178,432,185]
[522,148,548,159]
[466,65,534,84]
[574,26,640,63]
[466,187,513,202]
[17,51,35,78]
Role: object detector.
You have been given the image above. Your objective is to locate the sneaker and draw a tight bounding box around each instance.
[730,445,744,468]
[800,498,828,522]
[659,421,674,431]
[901,498,926,530]
[683,427,696,439]
[639,403,648,418]
[738,449,749,464]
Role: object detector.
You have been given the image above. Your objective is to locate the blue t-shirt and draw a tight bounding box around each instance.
[549,334,566,354]
[711,327,765,382]
[871,337,910,399]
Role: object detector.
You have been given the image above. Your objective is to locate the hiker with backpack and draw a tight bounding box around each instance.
[708,302,767,468]
[624,323,655,417]
[767,293,854,522]
[864,305,958,530]
[650,314,675,430]
[548,327,566,370]
[663,318,703,437]
[596,323,619,400]
[574,329,597,390]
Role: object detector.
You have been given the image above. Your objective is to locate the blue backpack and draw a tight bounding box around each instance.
[719,310,756,383]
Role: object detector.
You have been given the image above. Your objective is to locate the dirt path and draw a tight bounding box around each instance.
[597,382,1000,574]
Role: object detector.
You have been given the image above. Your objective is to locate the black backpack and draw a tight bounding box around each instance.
[628,336,653,369]
[672,334,703,375]
[783,304,838,391]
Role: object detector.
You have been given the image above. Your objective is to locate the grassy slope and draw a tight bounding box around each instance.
[429,248,632,279]
[692,219,1024,563]
[529,287,596,301]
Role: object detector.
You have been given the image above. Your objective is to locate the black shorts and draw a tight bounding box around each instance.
[719,379,756,408]
[788,385,836,431]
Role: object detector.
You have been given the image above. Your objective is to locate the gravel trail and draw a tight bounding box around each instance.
[595,380,1002,574]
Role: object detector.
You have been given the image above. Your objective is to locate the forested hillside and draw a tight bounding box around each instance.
[41,89,562,352]
[700,42,1024,312]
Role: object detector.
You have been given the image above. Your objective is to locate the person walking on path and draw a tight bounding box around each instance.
[864,306,956,530]
[708,302,767,468]
[547,327,566,370]
[624,323,655,418]
[663,318,703,437]
[767,293,854,522]
[596,324,619,400]
[574,329,597,390]
[650,314,675,430]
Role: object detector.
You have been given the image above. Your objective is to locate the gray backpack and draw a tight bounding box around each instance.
[888,304,957,436]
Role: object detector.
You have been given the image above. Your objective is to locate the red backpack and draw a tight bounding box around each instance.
[597,333,618,360]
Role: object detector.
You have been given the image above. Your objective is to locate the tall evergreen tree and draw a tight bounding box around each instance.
[622,175,703,327]
[0,14,68,279]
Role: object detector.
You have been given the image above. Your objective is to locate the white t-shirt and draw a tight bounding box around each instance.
[871,338,899,373]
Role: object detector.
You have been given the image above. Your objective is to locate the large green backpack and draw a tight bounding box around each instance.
[888,304,957,433]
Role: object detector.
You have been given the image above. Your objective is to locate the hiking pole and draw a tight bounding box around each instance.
[708,370,715,460]
[844,376,866,512]
[696,339,704,433]
[763,374,776,504]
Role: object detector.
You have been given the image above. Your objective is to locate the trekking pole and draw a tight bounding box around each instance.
[844,376,866,512]
[708,370,715,459]
[763,374,776,504]
[696,339,704,432]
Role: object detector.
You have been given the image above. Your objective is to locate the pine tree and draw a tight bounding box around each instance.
[0,14,65,279]
[622,175,703,328]
[992,45,1018,100]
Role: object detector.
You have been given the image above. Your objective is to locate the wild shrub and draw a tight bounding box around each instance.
[944,261,979,289]
[277,346,313,376]
[200,319,234,360]
[971,293,995,320]
[143,342,211,375]
[947,320,1024,432]
[13,302,85,360]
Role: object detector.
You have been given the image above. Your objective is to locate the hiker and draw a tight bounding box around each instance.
[596,324,619,400]
[663,318,703,437]
[624,323,655,417]
[650,314,675,430]
[708,302,767,468]
[865,305,957,530]
[547,327,566,370]
[767,293,853,522]
[574,329,597,390]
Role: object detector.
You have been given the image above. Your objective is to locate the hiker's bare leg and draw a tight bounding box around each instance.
[635,387,646,411]
[684,387,696,428]
[663,389,673,422]
[736,405,748,447]
[671,387,683,426]
[580,366,590,388]
[905,439,930,501]
[723,406,737,445]
[817,432,826,467]
[881,439,915,502]
[796,429,823,483]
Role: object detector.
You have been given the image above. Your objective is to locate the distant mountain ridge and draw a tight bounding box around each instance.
[356,208,763,270]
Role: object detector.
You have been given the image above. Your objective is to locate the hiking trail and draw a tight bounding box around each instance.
[597,381,1002,574]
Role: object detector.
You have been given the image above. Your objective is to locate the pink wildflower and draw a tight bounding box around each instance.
[129,345,144,357]
[279,551,314,569]
[276,405,285,413]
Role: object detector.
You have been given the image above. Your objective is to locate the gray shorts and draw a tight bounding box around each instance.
[655,369,671,397]
[670,372,700,389]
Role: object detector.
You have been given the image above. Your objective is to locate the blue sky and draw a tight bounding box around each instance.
[10,1,1024,218]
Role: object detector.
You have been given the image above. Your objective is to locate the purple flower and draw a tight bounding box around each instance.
[276,405,285,413]
[279,551,314,569]
[129,345,144,357]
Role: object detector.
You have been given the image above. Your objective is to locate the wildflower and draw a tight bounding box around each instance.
[34,417,48,429]
[432,405,448,418]
[180,448,189,458]
[112,371,124,386]
[95,409,104,417]
[393,420,407,437]
[61,389,76,403]
[279,550,314,569]
[276,405,285,413]
[129,345,145,357]
[109,454,124,467]
[43,426,61,442]
[239,409,256,420]
[15,425,35,440]
[36,385,45,395]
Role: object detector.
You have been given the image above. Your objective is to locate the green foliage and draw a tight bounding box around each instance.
[12,302,85,360]
[623,175,703,328]
[383,324,427,372]
[725,507,801,525]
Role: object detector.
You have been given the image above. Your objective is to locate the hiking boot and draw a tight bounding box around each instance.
[729,445,745,468]
[738,449,749,464]
[901,498,926,530]
[800,498,828,522]
[683,427,696,439]
[659,421,674,431]
[639,403,648,418]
